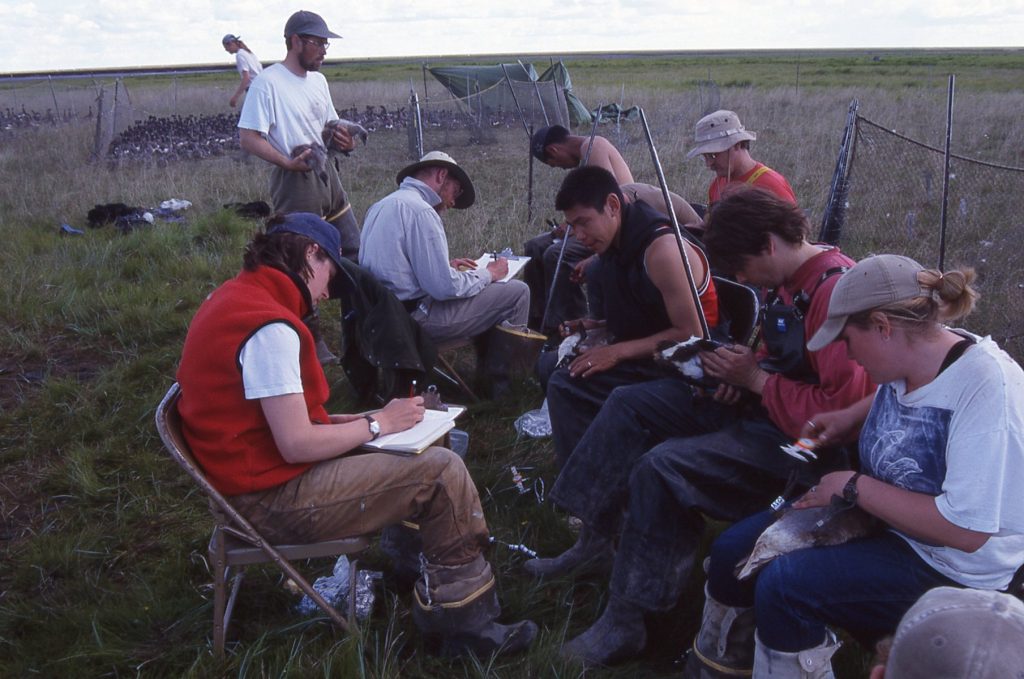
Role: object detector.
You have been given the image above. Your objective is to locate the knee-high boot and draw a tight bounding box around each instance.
[682,585,756,678]
[752,630,840,679]
[412,554,538,657]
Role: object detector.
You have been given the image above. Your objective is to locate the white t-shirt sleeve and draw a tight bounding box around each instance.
[239,322,303,399]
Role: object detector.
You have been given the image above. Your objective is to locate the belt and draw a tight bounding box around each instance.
[324,202,351,223]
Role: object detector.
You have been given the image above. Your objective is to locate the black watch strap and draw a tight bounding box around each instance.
[363,414,381,441]
[842,472,862,506]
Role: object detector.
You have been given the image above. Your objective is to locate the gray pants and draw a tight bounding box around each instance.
[270,154,360,261]
[413,280,530,345]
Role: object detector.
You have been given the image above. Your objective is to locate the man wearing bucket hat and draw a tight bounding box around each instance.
[687,110,797,207]
[238,11,362,261]
[361,152,533,393]
[176,211,538,658]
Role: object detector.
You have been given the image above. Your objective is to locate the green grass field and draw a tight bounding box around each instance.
[2,50,1023,677]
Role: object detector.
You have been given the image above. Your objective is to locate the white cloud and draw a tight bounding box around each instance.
[0,0,1022,73]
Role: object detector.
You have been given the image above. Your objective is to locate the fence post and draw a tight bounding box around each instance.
[817,99,860,245]
[938,74,955,271]
[46,75,61,125]
[90,86,106,162]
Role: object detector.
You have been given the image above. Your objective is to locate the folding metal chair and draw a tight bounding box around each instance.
[712,276,762,348]
[155,383,370,656]
[433,337,482,402]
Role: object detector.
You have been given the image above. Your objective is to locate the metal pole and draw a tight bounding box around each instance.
[500,63,531,138]
[409,88,424,159]
[47,75,60,124]
[421,63,429,104]
[519,59,549,127]
[638,107,710,339]
[938,74,955,271]
[539,109,604,331]
[527,124,534,224]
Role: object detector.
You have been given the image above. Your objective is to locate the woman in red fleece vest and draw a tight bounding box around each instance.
[176,212,536,657]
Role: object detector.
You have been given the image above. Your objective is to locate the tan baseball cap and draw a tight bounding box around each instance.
[886,586,1024,679]
[806,254,926,351]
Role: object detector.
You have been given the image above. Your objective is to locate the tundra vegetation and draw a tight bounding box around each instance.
[1,50,1022,677]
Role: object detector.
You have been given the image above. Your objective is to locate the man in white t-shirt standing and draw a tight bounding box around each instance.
[238,11,360,261]
[221,34,263,109]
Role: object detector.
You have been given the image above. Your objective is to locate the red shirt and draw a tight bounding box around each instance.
[758,247,875,439]
[708,163,797,206]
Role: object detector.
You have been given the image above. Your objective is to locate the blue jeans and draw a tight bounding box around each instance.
[551,377,738,535]
[706,511,956,652]
[546,362,675,469]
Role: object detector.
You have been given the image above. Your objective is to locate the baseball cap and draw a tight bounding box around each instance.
[267,212,344,272]
[886,586,1024,679]
[806,254,926,351]
[284,10,341,39]
[396,151,476,209]
[686,110,757,158]
[531,124,569,162]
[222,34,240,45]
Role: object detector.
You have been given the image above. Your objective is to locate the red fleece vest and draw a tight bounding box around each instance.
[176,266,329,495]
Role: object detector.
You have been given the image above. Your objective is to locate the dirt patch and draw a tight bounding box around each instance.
[0,336,107,413]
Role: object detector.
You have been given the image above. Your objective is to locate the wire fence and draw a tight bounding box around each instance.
[828,109,1024,361]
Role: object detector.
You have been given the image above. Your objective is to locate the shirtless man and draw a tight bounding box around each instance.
[531,124,634,183]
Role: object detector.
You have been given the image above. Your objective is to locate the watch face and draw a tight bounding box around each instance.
[365,415,381,438]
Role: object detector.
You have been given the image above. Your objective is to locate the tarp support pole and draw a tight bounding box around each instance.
[501,63,531,139]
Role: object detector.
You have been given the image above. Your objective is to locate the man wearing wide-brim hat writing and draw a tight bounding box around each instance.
[360,151,532,391]
[687,109,797,207]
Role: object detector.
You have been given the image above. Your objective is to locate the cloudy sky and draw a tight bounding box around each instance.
[1,0,1022,74]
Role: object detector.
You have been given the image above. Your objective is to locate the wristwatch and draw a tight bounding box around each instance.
[842,472,862,506]
[363,414,381,441]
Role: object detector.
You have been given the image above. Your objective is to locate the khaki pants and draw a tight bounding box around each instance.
[230,446,489,566]
[413,280,530,345]
[270,155,360,261]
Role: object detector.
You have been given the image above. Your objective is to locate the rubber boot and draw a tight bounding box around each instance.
[560,595,647,667]
[752,630,840,678]
[482,323,546,398]
[412,555,538,657]
[683,586,756,678]
[522,526,613,579]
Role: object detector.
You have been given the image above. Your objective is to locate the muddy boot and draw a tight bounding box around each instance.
[379,523,422,591]
[412,555,538,657]
[683,586,756,678]
[523,526,613,579]
[752,630,840,678]
[482,323,546,398]
[561,595,647,667]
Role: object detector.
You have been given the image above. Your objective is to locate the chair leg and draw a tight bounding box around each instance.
[433,356,480,402]
[348,558,360,631]
[211,528,227,657]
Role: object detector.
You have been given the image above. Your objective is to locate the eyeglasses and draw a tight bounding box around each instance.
[299,36,329,51]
